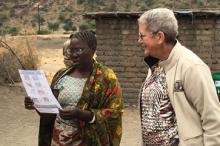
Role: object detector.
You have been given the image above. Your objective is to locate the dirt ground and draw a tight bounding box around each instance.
[0,36,142,146]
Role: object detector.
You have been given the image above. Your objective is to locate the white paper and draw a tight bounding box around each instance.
[36,107,59,114]
[19,69,62,113]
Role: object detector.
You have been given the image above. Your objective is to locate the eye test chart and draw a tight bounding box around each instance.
[19,70,62,113]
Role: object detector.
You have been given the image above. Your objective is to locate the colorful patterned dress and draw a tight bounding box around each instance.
[44,60,124,146]
[51,76,87,146]
[140,63,178,145]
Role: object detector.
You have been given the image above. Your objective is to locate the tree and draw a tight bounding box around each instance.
[48,22,59,31]
[63,18,77,32]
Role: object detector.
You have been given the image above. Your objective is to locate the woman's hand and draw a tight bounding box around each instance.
[59,108,79,120]
[59,108,93,122]
[24,96,35,110]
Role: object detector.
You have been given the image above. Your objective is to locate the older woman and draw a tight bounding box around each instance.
[138,8,220,146]
[25,31,124,146]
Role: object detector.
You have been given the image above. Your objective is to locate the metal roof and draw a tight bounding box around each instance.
[83,9,220,19]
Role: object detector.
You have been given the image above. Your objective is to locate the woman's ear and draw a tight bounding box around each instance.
[93,51,97,60]
[157,31,165,44]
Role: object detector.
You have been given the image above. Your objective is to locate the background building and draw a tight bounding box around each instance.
[84,10,220,105]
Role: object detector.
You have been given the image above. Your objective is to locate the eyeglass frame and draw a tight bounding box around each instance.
[138,31,159,40]
[67,47,90,55]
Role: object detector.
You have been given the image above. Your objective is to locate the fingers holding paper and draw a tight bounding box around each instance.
[59,108,78,120]
[24,96,35,110]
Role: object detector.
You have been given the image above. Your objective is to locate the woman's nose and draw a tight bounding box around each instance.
[71,52,78,57]
[138,38,143,44]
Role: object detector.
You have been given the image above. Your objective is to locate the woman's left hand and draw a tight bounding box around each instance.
[59,108,94,122]
[59,108,79,120]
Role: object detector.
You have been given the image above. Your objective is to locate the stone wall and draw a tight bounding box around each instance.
[93,14,220,105]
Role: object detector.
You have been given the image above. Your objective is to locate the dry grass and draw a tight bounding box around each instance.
[0,36,39,84]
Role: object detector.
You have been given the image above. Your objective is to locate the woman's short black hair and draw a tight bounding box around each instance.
[70,31,97,50]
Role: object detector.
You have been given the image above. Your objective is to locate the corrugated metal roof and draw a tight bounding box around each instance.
[83,9,220,19]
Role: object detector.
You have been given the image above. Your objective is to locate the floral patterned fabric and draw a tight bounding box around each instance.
[51,76,87,146]
[49,60,124,146]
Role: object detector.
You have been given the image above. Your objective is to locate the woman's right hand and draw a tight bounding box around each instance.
[24,96,35,110]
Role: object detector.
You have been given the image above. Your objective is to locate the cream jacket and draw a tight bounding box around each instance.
[147,41,220,146]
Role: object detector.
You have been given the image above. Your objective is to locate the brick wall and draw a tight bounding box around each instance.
[178,16,220,71]
[93,15,220,105]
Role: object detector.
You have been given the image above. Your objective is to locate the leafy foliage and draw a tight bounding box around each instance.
[48,22,59,31]
[37,29,51,35]
[8,27,20,36]
[58,14,66,22]
[79,20,96,32]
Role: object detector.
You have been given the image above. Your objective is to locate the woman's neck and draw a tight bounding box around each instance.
[69,60,94,78]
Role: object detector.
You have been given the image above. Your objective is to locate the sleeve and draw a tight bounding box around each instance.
[91,69,124,146]
[183,64,220,145]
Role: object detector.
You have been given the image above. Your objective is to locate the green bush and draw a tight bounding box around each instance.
[63,18,77,31]
[8,27,20,36]
[65,6,73,12]
[72,26,77,31]
[58,14,65,22]
[33,14,45,25]
[70,12,76,17]
[195,0,205,7]
[37,29,51,35]
[79,24,88,31]
[9,9,16,17]
[106,3,117,11]
[39,17,45,25]
[0,14,8,23]
[48,22,59,31]
[79,20,96,32]
[31,19,37,27]
[77,0,85,4]
[0,26,19,36]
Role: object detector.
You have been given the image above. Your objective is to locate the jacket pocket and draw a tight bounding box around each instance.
[179,134,203,146]
[172,92,203,141]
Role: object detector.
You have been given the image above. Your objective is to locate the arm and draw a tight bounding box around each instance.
[184,65,220,145]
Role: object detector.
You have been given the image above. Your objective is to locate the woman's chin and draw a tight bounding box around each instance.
[144,53,150,57]
[144,50,149,57]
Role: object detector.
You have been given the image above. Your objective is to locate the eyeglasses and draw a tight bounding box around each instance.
[138,31,158,40]
[138,32,147,40]
[67,48,88,55]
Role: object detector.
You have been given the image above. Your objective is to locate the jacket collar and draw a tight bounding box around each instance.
[159,40,184,72]
[144,56,159,68]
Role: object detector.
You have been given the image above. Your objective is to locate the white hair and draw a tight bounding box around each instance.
[138,8,178,43]
[63,39,71,59]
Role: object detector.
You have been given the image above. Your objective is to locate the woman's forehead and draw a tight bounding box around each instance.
[70,38,87,47]
[139,23,149,31]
